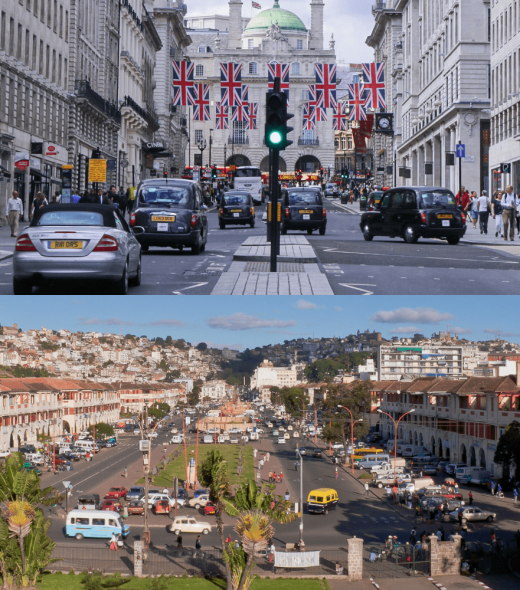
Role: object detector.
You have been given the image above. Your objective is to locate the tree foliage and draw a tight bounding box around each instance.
[274,387,307,416]
[494,420,520,474]
[164,370,181,382]
[304,352,373,383]
[196,342,208,351]
[87,423,114,439]
[0,366,50,379]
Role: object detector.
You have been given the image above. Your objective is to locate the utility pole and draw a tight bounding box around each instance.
[298,448,304,547]
[143,402,150,546]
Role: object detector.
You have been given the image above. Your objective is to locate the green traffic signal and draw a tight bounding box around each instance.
[265,90,293,151]
[269,131,283,145]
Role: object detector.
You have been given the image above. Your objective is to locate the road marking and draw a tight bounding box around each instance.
[172,282,208,294]
[338,283,375,295]
[319,248,511,264]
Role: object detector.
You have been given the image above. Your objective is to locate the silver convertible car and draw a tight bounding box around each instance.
[12,204,143,294]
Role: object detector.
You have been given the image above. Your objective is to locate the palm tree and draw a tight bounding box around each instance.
[233,510,273,590]
[2,500,35,575]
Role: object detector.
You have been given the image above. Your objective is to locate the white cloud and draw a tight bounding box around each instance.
[389,326,421,334]
[77,317,135,326]
[206,312,297,331]
[144,319,187,327]
[334,306,342,312]
[484,328,520,337]
[294,300,318,310]
[370,307,455,324]
[452,327,473,335]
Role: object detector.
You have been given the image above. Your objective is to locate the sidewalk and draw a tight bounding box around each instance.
[0,221,18,260]
[461,223,520,247]
[211,235,334,295]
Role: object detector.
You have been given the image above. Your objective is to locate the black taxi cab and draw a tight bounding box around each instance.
[218,191,255,229]
[366,190,384,211]
[130,179,208,254]
[359,187,466,245]
[281,187,327,235]
[307,488,338,514]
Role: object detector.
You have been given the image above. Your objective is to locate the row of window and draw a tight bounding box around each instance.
[492,0,520,53]
[195,61,302,77]
[490,106,520,145]
[491,50,520,105]
[12,0,68,39]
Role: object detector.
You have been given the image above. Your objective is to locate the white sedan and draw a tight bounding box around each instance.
[278,437,286,444]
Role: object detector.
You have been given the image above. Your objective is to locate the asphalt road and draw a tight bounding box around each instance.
[3,197,518,294]
[45,423,520,552]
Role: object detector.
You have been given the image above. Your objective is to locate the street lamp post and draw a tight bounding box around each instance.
[377,408,415,486]
[337,405,363,474]
[209,129,213,169]
[197,138,207,170]
[298,448,304,548]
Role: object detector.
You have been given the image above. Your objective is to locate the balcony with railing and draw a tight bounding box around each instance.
[228,135,249,145]
[123,95,160,132]
[298,137,320,146]
[74,80,121,125]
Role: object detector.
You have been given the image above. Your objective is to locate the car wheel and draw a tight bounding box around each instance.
[281,224,287,235]
[219,221,225,229]
[174,529,181,535]
[141,245,149,252]
[319,226,326,235]
[307,229,313,235]
[362,224,373,241]
[203,529,210,535]
[13,278,33,295]
[75,533,84,540]
[130,255,142,287]
[447,236,460,245]
[377,482,383,489]
[113,260,129,295]
[487,515,493,522]
[195,503,201,509]
[358,465,364,470]
[250,221,255,228]
[200,242,206,252]
[324,508,329,515]
[404,225,418,244]
[191,233,202,255]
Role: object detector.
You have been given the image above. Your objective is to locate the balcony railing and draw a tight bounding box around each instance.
[123,95,160,132]
[74,80,121,125]
[298,137,319,146]
[228,136,249,145]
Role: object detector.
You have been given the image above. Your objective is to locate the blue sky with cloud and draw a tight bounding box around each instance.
[0,296,518,350]
[186,0,374,63]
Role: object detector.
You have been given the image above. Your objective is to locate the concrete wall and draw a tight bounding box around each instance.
[429,534,461,576]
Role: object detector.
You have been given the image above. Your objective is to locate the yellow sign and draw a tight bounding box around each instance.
[62,164,74,170]
[229,165,236,172]
[88,159,107,183]
[268,202,282,222]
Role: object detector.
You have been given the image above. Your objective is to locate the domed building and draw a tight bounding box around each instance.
[183,1,336,176]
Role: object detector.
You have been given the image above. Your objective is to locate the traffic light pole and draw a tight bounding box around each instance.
[270,148,280,272]
[458,140,462,206]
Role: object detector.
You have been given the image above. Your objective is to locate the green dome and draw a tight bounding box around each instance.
[244,1,307,33]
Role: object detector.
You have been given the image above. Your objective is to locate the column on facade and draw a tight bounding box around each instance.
[418,145,425,186]
[425,140,433,185]
[433,134,442,186]
[444,128,451,191]
[412,150,418,185]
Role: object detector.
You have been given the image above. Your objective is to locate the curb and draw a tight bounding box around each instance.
[461,240,520,247]
[232,253,318,263]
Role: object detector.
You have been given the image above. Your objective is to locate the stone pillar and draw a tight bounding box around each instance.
[228,0,243,50]
[309,0,324,50]
[429,534,461,577]
[347,536,363,581]
[134,540,144,577]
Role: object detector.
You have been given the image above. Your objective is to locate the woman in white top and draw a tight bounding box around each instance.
[477,190,490,235]
[468,192,479,228]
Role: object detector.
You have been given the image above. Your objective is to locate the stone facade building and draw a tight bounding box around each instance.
[183,0,336,175]
[0,0,71,218]
[368,0,491,193]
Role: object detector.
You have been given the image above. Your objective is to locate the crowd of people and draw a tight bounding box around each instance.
[456,185,520,240]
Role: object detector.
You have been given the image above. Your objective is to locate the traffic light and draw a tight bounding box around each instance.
[91,147,101,159]
[319,167,324,177]
[265,91,293,150]
[163,171,168,178]
[366,170,371,179]
[501,162,511,174]
[212,166,217,179]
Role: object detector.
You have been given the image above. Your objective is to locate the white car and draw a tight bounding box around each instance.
[230,438,239,444]
[188,494,211,509]
[150,432,158,438]
[278,437,286,444]
[170,516,212,535]
[287,425,293,431]
[284,432,290,439]
[146,493,185,508]
[256,428,264,434]
[241,435,249,442]
[267,422,273,428]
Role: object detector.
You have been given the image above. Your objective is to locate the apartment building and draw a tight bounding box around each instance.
[376,370,520,478]
[117,382,186,414]
[489,0,520,191]
[368,0,491,193]
[201,379,232,401]
[250,359,307,390]
[378,342,464,381]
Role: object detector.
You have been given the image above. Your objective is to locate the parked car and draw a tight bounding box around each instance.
[131,179,208,254]
[101,499,122,512]
[359,187,466,245]
[298,448,307,456]
[13,204,143,294]
[278,437,286,444]
[154,500,171,515]
[127,501,145,515]
[281,188,327,235]
[104,486,128,499]
[170,517,212,535]
[126,486,145,502]
[449,507,496,522]
[204,501,216,515]
[421,464,438,476]
[313,449,322,458]
[375,473,412,488]
[188,494,211,509]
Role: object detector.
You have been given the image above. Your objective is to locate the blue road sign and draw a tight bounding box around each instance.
[456,144,465,158]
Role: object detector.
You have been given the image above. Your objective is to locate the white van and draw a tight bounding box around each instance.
[203,435,214,444]
[249,432,259,441]
[386,439,405,452]
[24,452,45,464]
[332,443,344,451]
[170,435,183,444]
[66,509,129,540]
[455,466,488,479]
[357,454,390,469]
[58,445,72,454]
[401,445,429,457]
[74,440,100,452]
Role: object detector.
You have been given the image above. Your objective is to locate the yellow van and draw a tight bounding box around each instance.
[352,448,384,462]
[307,488,338,514]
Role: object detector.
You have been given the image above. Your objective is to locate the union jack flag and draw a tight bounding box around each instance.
[332,101,347,131]
[220,62,242,107]
[231,102,247,122]
[362,62,386,109]
[172,60,194,106]
[347,83,367,121]
[268,63,290,106]
[241,84,249,105]
[314,63,337,109]
[308,84,327,122]
[245,103,258,130]
[215,102,229,130]
[190,83,211,121]
[302,103,316,131]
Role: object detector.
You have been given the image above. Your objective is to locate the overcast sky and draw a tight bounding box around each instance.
[1,296,517,350]
[185,0,374,63]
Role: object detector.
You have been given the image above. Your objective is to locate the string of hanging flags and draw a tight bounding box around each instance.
[170,60,385,127]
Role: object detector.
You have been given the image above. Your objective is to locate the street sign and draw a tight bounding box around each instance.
[62,480,71,489]
[456,144,465,158]
[88,159,107,182]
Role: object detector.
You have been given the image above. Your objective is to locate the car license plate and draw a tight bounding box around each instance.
[299,210,313,214]
[437,214,453,219]
[442,220,450,227]
[49,240,83,249]
[157,223,169,232]
[233,212,240,217]
[303,214,310,220]
[231,209,242,213]
[152,216,175,222]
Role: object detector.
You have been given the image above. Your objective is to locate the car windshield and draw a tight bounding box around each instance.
[418,191,457,209]
[35,211,105,226]
[235,168,261,178]
[288,192,319,205]
[139,186,193,207]
[223,195,249,205]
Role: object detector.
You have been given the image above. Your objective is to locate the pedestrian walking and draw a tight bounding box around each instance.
[502,185,517,241]
[268,471,273,482]
[492,191,504,237]
[266,452,270,462]
[284,489,290,501]
[468,491,473,506]
[225,534,232,544]
[497,483,503,498]
[277,473,281,483]
[514,487,518,505]
[30,191,48,219]
[410,528,417,545]
[364,482,369,497]
[458,510,463,526]
[269,541,275,563]
[124,466,128,478]
[392,485,397,504]
[177,534,183,549]
[477,190,490,234]
[491,481,496,495]
[335,466,338,479]
[280,472,284,483]
[436,527,442,541]
[272,471,277,481]
[195,535,202,551]
[109,532,119,551]
[6,191,23,237]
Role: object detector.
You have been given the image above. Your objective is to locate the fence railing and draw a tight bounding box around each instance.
[363,542,430,578]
